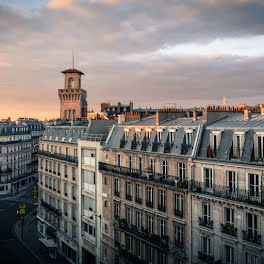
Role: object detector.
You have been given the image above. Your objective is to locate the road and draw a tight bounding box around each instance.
[0,184,39,264]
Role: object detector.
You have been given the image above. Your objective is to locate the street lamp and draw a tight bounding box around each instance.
[89,214,102,264]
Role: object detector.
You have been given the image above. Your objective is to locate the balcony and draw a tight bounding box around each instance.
[38,150,78,164]
[158,204,166,212]
[126,194,132,201]
[205,147,218,159]
[119,222,168,250]
[221,223,237,237]
[146,200,153,208]
[198,251,214,264]
[118,246,148,264]
[135,197,142,204]
[181,143,191,155]
[198,217,213,229]
[175,209,183,218]
[191,180,264,208]
[242,230,261,245]
[99,162,188,190]
[40,199,61,217]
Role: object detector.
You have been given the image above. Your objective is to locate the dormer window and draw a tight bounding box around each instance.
[209,131,222,152]
[256,133,264,159]
[156,129,163,143]
[68,77,74,89]
[124,129,129,140]
[145,129,152,140]
[168,129,175,144]
[184,129,193,145]
[233,132,245,159]
[135,129,141,138]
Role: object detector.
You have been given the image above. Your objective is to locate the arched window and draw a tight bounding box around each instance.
[68,77,74,89]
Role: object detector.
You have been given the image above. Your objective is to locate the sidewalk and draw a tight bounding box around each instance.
[0,181,35,199]
[15,209,69,264]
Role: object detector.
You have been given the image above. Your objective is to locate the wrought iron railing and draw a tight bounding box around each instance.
[221,223,237,237]
[41,199,61,217]
[198,217,213,229]
[38,150,78,164]
[242,230,261,245]
[198,251,214,264]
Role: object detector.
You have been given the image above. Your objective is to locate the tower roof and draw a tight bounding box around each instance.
[61,69,84,75]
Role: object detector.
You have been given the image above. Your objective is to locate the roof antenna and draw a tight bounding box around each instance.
[72,49,75,69]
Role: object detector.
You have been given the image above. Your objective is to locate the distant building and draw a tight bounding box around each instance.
[58,69,87,120]
[101,101,133,118]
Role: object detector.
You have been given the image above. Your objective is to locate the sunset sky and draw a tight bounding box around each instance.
[1,0,264,120]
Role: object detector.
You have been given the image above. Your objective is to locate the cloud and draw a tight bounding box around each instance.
[47,0,73,9]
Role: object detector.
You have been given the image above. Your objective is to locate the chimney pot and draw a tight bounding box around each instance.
[244,108,251,121]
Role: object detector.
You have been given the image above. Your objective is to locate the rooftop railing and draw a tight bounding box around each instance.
[38,149,78,164]
[99,162,188,190]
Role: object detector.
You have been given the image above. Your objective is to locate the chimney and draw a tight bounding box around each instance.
[186,110,190,118]
[244,107,251,120]
[193,107,197,121]
[129,101,133,112]
[117,102,121,113]
[261,105,264,116]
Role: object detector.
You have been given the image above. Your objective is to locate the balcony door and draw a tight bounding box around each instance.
[248,174,260,201]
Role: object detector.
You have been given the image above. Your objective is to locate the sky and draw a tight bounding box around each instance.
[1,0,264,120]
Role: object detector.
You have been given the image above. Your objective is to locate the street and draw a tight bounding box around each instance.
[0,184,39,264]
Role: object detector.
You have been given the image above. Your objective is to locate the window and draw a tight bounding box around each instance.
[175,194,183,217]
[136,211,142,229]
[169,131,174,143]
[114,203,120,219]
[136,184,142,203]
[83,196,95,217]
[128,156,133,172]
[159,252,167,264]
[224,245,234,264]
[104,177,107,185]
[72,206,76,221]
[126,207,132,225]
[64,183,68,196]
[72,225,76,239]
[64,165,68,177]
[184,131,192,145]
[147,246,154,264]
[227,171,237,195]
[149,159,155,175]
[126,235,133,252]
[105,224,108,233]
[158,189,166,212]
[178,162,185,180]
[45,176,48,187]
[161,160,167,176]
[57,163,61,175]
[257,135,264,158]
[114,227,120,244]
[57,180,61,193]
[53,179,56,190]
[159,219,166,237]
[64,220,68,232]
[224,208,234,225]
[249,174,259,200]
[82,169,95,193]
[74,148,77,157]
[245,252,258,264]
[82,149,95,166]
[175,225,183,247]
[146,186,153,208]
[124,130,129,139]
[157,131,163,143]
[117,154,121,167]
[64,202,68,216]
[204,168,213,190]
[126,181,132,200]
[147,215,154,234]
[72,185,76,200]
[104,200,107,208]
[136,240,142,258]
[202,203,211,226]
[201,237,211,255]
[72,167,76,181]
[114,179,120,197]
[138,157,143,174]
[246,213,258,239]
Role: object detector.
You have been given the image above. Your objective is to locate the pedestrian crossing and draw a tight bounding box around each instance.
[2,189,36,205]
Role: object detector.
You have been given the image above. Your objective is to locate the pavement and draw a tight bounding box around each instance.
[0,183,69,264]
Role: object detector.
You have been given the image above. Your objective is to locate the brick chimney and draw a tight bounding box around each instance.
[261,105,264,116]
[244,106,251,120]
[117,102,121,113]
[193,107,197,121]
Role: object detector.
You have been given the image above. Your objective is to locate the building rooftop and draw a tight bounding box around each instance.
[61,68,84,75]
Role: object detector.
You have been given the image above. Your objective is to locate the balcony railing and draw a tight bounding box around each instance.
[41,199,61,217]
[198,251,214,264]
[158,204,166,212]
[221,223,237,237]
[191,180,264,207]
[118,246,148,264]
[175,209,183,218]
[146,200,153,208]
[242,230,261,245]
[99,162,188,190]
[119,222,169,250]
[38,149,78,164]
[135,197,142,204]
[198,217,213,229]
[126,194,132,201]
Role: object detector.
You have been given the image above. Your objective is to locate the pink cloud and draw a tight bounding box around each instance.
[47,0,73,9]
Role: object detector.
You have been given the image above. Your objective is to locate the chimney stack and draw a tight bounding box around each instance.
[244,106,251,121]
[261,105,264,116]
[187,110,190,118]
[193,107,197,121]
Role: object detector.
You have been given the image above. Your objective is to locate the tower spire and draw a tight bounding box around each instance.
[72,49,74,69]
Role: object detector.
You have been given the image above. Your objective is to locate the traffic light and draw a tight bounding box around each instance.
[21,216,24,226]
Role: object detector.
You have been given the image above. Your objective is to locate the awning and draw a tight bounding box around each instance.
[39,238,58,248]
